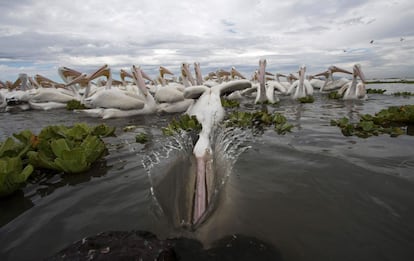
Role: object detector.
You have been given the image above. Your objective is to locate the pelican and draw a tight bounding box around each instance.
[287,65,314,99]
[338,64,367,100]
[315,66,352,92]
[230,66,246,80]
[58,66,83,84]
[194,62,204,85]
[255,59,279,103]
[2,74,32,111]
[184,79,252,225]
[181,63,196,87]
[65,64,143,110]
[308,75,326,89]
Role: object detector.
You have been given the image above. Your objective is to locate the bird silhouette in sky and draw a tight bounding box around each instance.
[400,37,404,42]
[370,40,374,44]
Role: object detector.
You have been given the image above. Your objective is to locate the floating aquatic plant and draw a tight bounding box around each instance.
[327,91,342,99]
[366,88,387,94]
[224,110,293,134]
[393,92,414,97]
[27,123,115,173]
[331,105,414,138]
[221,98,240,108]
[66,99,87,110]
[297,96,314,103]
[0,130,35,197]
[135,132,149,143]
[0,123,115,197]
[162,114,202,136]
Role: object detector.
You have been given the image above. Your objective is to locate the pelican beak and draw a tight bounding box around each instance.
[192,135,214,226]
[120,69,133,82]
[313,70,330,78]
[141,69,153,82]
[258,59,266,85]
[65,73,88,86]
[355,64,366,83]
[131,65,149,96]
[160,66,174,77]
[329,66,352,75]
[231,67,246,79]
[89,64,110,81]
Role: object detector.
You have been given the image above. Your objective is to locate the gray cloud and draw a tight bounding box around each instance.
[0,0,414,81]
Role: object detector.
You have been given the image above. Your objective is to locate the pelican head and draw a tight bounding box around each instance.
[353,64,366,83]
[159,66,173,78]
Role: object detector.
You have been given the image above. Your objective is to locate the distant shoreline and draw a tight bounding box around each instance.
[366,80,414,84]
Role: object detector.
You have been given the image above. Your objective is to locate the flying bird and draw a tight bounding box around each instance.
[370,40,374,44]
[400,37,404,42]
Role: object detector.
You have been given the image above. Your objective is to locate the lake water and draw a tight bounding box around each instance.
[1,83,414,260]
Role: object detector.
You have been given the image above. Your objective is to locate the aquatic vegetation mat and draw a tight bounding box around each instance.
[331,105,414,138]
[224,110,293,134]
[392,92,414,97]
[0,123,115,197]
[366,88,387,94]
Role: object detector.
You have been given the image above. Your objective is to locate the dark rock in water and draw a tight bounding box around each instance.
[46,230,176,261]
[46,230,282,261]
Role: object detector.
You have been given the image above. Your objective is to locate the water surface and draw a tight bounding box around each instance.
[1,84,414,260]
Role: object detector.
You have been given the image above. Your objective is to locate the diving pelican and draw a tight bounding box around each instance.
[184,79,252,225]
[287,65,314,99]
[338,64,367,100]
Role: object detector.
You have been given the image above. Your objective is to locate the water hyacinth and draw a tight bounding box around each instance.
[0,123,115,197]
[297,96,315,103]
[331,105,414,138]
[135,132,149,143]
[221,98,240,108]
[162,114,202,136]
[393,92,414,97]
[66,99,87,110]
[225,110,293,134]
[366,88,387,94]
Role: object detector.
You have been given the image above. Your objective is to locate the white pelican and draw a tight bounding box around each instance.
[315,66,352,92]
[308,75,326,89]
[255,59,279,103]
[338,64,367,100]
[287,65,314,99]
[184,79,252,224]
[194,62,204,85]
[181,63,196,87]
[2,74,33,111]
[58,66,83,84]
[230,66,246,80]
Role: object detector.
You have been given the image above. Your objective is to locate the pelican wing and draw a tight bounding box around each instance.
[216,79,252,96]
[184,86,210,99]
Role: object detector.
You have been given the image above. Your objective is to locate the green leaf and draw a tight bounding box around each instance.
[54,149,89,173]
[0,157,34,197]
[51,138,71,158]
[80,135,106,164]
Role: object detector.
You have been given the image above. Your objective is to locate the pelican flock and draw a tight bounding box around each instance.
[1,59,370,227]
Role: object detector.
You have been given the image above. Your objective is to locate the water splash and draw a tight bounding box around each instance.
[142,125,251,229]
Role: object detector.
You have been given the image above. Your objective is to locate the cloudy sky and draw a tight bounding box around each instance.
[0,0,413,82]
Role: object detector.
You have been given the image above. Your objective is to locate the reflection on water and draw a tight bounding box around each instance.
[1,86,414,260]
